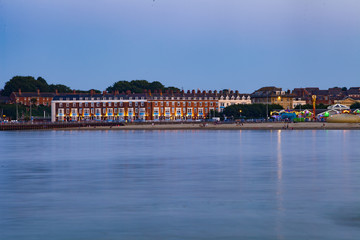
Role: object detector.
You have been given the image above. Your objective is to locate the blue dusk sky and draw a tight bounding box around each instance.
[1,0,360,92]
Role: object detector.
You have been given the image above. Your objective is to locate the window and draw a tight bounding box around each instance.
[85,103,88,107]
[114,102,117,107]
[59,103,63,107]
[155,102,158,106]
[129,102,132,107]
[177,102,180,106]
[66,109,69,114]
[210,102,213,106]
[135,102,138,106]
[66,103,69,107]
[103,102,106,107]
[103,108,106,114]
[91,108,94,114]
[79,103,82,107]
[73,103,76,107]
[188,102,191,107]
[109,102,112,107]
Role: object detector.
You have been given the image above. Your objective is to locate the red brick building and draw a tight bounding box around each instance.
[51,90,221,122]
[10,89,57,106]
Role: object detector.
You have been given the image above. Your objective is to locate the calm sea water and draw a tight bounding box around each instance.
[0,130,360,240]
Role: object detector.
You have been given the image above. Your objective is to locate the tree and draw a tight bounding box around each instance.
[294,104,329,110]
[48,84,72,93]
[350,102,360,109]
[30,98,37,106]
[106,80,176,93]
[223,104,283,119]
[2,76,50,96]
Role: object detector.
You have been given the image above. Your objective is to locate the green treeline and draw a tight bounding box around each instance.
[0,104,51,120]
[106,80,180,93]
[223,104,284,119]
[1,76,101,97]
[0,76,180,96]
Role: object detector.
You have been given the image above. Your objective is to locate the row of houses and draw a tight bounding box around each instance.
[50,90,251,122]
[4,86,360,122]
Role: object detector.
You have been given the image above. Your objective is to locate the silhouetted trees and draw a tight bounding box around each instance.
[223,104,284,119]
[106,80,180,93]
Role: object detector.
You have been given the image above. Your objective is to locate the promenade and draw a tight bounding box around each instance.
[2,121,360,131]
[65,122,360,130]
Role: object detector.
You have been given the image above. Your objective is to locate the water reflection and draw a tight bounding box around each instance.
[276,130,284,240]
[0,130,360,240]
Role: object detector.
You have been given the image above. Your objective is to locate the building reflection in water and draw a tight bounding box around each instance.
[276,130,284,240]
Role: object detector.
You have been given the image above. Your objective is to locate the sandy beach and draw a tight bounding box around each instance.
[63,122,360,131]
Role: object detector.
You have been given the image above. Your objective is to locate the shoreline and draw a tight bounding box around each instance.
[62,122,360,131]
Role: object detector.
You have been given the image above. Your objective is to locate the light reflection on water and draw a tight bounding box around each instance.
[0,130,360,240]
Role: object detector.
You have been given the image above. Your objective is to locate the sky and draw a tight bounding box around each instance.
[1,0,360,92]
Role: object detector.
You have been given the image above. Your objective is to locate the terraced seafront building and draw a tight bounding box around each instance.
[51,90,237,122]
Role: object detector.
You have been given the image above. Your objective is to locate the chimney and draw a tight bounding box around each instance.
[235,90,239,94]
[192,89,195,94]
[209,90,212,94]
[197,90,201,94]
[90,90,94,96]
[18,89,22,95]
[148,90,152,96]
[214,90,218,95]
[73,90,76,94]
[103,91,106,95]
[187,90,190,94]
[55,89,58,95]
[181,90,184,94]
[37,89,40,96]
[202,90,206,94]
